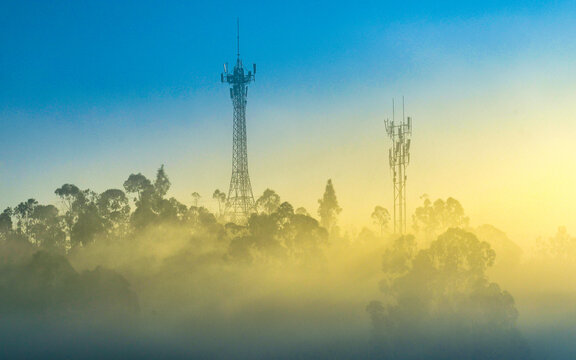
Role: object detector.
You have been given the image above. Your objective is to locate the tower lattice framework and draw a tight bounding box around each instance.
[384,99,412,234]
[221,21,257,222]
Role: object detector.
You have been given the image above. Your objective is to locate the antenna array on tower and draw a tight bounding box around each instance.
[384,98,413,234]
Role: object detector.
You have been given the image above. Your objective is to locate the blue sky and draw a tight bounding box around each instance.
[0,0,560,108]
[1,0,575,241]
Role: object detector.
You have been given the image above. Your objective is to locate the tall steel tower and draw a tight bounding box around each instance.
[384,98,412,234]
[221,20,257,222]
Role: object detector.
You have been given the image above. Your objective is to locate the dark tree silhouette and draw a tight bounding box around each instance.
[372,206,391,237]
[369,228,528,359]
[98,189,130,238]
[154,164,170,198]
[123,166,184,229]
[256,188,281,215]
[412,195,469,241]
[318,179,341,234]
[71,199,104,247]
[55,185,104,248]
[0,208,13,241]
[227,200,328,264]
[28,205,66,253]
[295,207,309,216]
[191,192,201,207]
[13,198,38,237]
[123,174,154,202]
[212,189,226,218]
[54,184,81,211]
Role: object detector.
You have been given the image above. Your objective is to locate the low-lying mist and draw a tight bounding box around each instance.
[1,167,575,359]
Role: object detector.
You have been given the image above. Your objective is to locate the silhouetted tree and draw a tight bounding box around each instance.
[0,208,13,241]
[256,189,281,215]
[124,173,157,229]
[55,184,103,248]
[71,198,104,247]
[212,189,226,218]
[284,209,328,262]
[55,184,82,243]
[186,205,226,247]
[381,235,417,285]
[123,166,189,229]
[372,206,391,237]
[275,201,293,222]
[28,205,66,253]
[98,189,130,238]
[412,195,469,241]
[13,198,38,238]
[191,192,201,207]
[295,207,309,216]
[228,201,327,264]
[318,179,341,234]
[158,197,188,223]
[55,184,81,211]
[154,164,170,198]
[9,199,67,252]
[123,174,154,202]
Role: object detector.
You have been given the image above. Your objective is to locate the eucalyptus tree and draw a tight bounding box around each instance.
[256,189,281,215]
[371,206,391,237]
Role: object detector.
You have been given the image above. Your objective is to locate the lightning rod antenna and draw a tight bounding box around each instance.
[402,96,405,122]
[237,18,240,58]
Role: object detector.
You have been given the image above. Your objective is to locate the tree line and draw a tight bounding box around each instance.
[0,166,344,264]
[2,164,571,359]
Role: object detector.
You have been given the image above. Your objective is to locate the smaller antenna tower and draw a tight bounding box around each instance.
[384,98,413,234]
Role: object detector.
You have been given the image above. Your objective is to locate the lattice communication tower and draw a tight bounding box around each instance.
[384,98,412,234]
[221,20,257,223]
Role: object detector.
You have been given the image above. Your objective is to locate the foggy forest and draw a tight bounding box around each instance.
[0,166,575,358]
[3,1,576,359]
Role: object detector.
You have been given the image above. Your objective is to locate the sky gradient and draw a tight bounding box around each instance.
[1,0,575,244]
